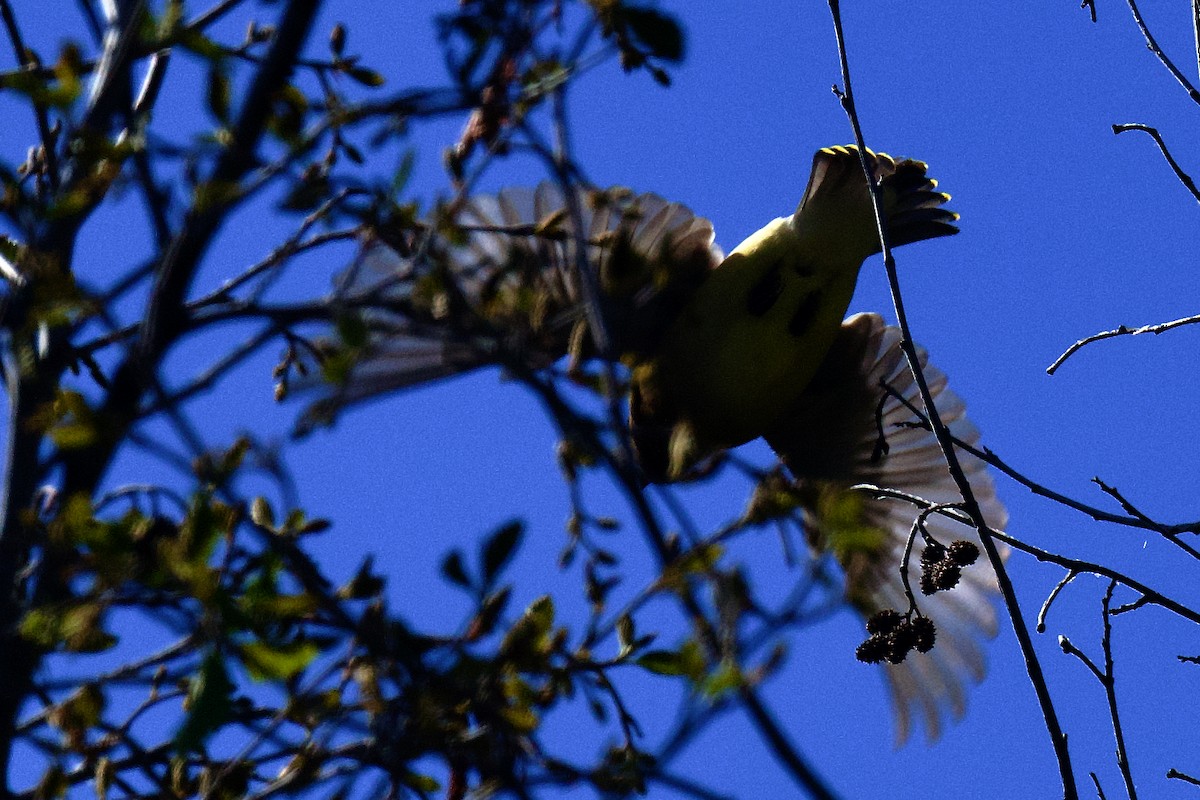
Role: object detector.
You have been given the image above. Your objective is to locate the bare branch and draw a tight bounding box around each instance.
[861,484,1200,628]
[0,0,60,189]
[1048,310,1200,375]
[1061,584,1140,800]
[1112,123,1200,204]
[1124,0,1200,105]
[1038,571,1078,634]
[1100,582,1139,800]
[1168,768,1200,787]
[824,2,1076,795]
[1194,0,1200,83]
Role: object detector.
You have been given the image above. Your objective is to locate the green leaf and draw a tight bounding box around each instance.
[192,179,240,212]
[177,28,224,60]
[499,595,555,663]
[175,650,233,753]
[346,65,384,87]
[283,509,331,536]
[468,586,511,639]
[24,602,119,653]
[527,595,555,633]
[51,683,105,740]
[267,84,310,145]
[699,661,743,698]
[637,640,706,681]
[636,649,684,676]
[500,704,540,733]
[481,520,524,584]
[239,640,320,682]
[239,590,318,625]
[335,312,368,349]
[206,65,231,123]
[48,422,97,449]
[677,639,707,681]
[401,772,440,793]
[392,149,415,194]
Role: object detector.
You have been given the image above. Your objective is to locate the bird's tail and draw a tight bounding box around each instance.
[795,145,959,257]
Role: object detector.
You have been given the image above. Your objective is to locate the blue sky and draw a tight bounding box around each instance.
[6,1,1200,797]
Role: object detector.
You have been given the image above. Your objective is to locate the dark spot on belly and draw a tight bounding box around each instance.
[746,261,784,317]
[788,290,823,337]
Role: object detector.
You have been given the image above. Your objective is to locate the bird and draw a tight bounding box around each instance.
[301,146,1004,743]
[629,146,959,482]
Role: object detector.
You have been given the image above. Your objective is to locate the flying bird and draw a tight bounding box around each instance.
[302,146,1005,743]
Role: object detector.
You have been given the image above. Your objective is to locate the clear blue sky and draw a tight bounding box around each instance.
[7,1,1200,797]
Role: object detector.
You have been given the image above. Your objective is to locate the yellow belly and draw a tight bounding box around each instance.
[642,218,863,454]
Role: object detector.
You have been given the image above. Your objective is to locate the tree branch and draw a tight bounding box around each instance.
[824,4,1076,795]
[1047,310,1200,375]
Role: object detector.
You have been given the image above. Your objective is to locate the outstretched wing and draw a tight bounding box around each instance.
[764,312,1006,744]
[299,183,722,427]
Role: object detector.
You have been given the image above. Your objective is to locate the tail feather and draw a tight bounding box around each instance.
[796,145,959,259]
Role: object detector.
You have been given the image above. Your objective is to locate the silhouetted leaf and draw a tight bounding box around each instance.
[481,520,524,584]
[624,8,684,61]
[175,650,233,753]
[440,550,472,589]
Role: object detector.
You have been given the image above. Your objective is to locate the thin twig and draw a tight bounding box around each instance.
[0,0,60,189]
[186,0,246,32]
[1092,478,1200,561]
[859,483,1200,628]
[825,2,1076,796]
[1111,124,1200,203]
[1048,310,1200,375]
[738,690,840,800]
[915,421,1200,538]
[1168,768,1200,786]
[122,50,174,248]
[1124,0,1200,105]
[1061,585,1138,800]
[1100,581,1138,800]
[1194,0,1200,83]
[516,365,841,799]
[1039,571,1078,633]
[1059,635,1104,682]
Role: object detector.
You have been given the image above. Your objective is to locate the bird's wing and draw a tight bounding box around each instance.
[297,183,722,428]
[764,312,1006,744]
